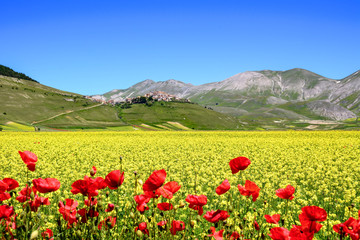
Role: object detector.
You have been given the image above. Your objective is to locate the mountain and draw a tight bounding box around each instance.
[100,68,360,121]
[0,66,242,131]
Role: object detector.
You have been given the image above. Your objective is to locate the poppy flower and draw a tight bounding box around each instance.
[0,205,14,219]
[2,178,19,191]
[71,176,100,197]
[230,231,241,240]
[155,181,181,199]
[78,208,99,223]
[98,216,116,230]
[276,185,295,200]
[157,202,173,211]
[94,177,107,190]
[105,170,124,190]
[333,217,359,238]
[186,194,207,215]
[298,206,327,233]
[18,151,38,171]
[229,156,251,174]
[135,222,149,235]
[134,194,150,212]
[29,195,50,212]
[105,203,115,212]
[143,169,166,192]
[16,185,37,202]
[170,220,185,235]
[157,220,167,226]
[216,179,230,195]
[265,214,281,224]
[208,226,224,240]
[254,221,260,231]
[90,166,96,177]
[58,199,78,226]
[268,227,290,240]
[41,229,53,239]
[0,181,8,193]
[289,225,315,240]
[238,180,260,202]
[0,192,10,201]
[32,178,60,194]
[203,210,230,223]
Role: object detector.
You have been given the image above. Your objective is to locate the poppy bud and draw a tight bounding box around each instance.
[264,200,267,205]
[138,179,143,185]
[30,192,35,199]
[90,166,96,177]
[76,230,82,237]
[106,191,110,198]
[228,206,233,213]
[130,212,135,219]
[196,215,201,222]
[178,200,185,208]
[190,220,196,228]
[134,171,137,176]
[30,230,39,240]
[136,230,143,237]
[351,203,355,208]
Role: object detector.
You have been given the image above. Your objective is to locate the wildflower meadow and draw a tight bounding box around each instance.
[0,131,360,239]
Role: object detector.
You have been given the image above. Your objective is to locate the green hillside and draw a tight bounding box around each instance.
[119,101,243,130]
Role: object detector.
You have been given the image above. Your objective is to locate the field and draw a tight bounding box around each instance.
[0,131,360,239]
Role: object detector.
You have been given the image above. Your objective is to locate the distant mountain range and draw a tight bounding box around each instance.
[95,68,360,120]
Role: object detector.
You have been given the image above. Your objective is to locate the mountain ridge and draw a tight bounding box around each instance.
[98,68,360,121]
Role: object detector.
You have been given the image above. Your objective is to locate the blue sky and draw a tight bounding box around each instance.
[1,0,359,95]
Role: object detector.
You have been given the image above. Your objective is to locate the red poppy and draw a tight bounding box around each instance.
[298,206,327,233]
[230,231,241,240]
[41,228,53,239]
[157,220,167,226]
[0,205,14,219]
[105,170,124,190]
[203,210,230,223]
[32,178,60,193]
[84,198,97,207]
[289,225,315,240]
[29,195,50,212]
[94,177,107,190]
[276,185,295,200]
[71,176,100,197]
[98,216,116,230]
[135,222,149,235]
[208,226,224,240]
[134,194,150,212]
[170,220,185,235]
[58,199,78,226]
[185,194,207,215]
[229,156,251,174]
[157,202,173,211]
[155,181,181,199]
[333,217,359,238]
[16,185,37,202]
[0,180,8,193]
[254,221,260,231]
[238,180,260,202]
[0,192,10,201]
[216,179,230,195]
[143,169,166,192]
[105,203,115,212]
[18,151,38,171]
[265,214,281,224]
[268,227,290,240]
[2,178,19,191]
[78,208,99,223]
[90,166,97,177]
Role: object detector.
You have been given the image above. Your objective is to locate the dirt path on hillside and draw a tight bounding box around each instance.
[32,103,103,124]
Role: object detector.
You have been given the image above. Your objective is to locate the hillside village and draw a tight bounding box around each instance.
[86,91,190,105]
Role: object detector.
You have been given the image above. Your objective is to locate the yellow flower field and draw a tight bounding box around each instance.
[0,131,359,239]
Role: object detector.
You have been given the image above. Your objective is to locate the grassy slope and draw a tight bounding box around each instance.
[119,101,243,130]
[0,75,124,128]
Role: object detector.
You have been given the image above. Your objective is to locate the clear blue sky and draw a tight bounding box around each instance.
[1,0,359,95]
